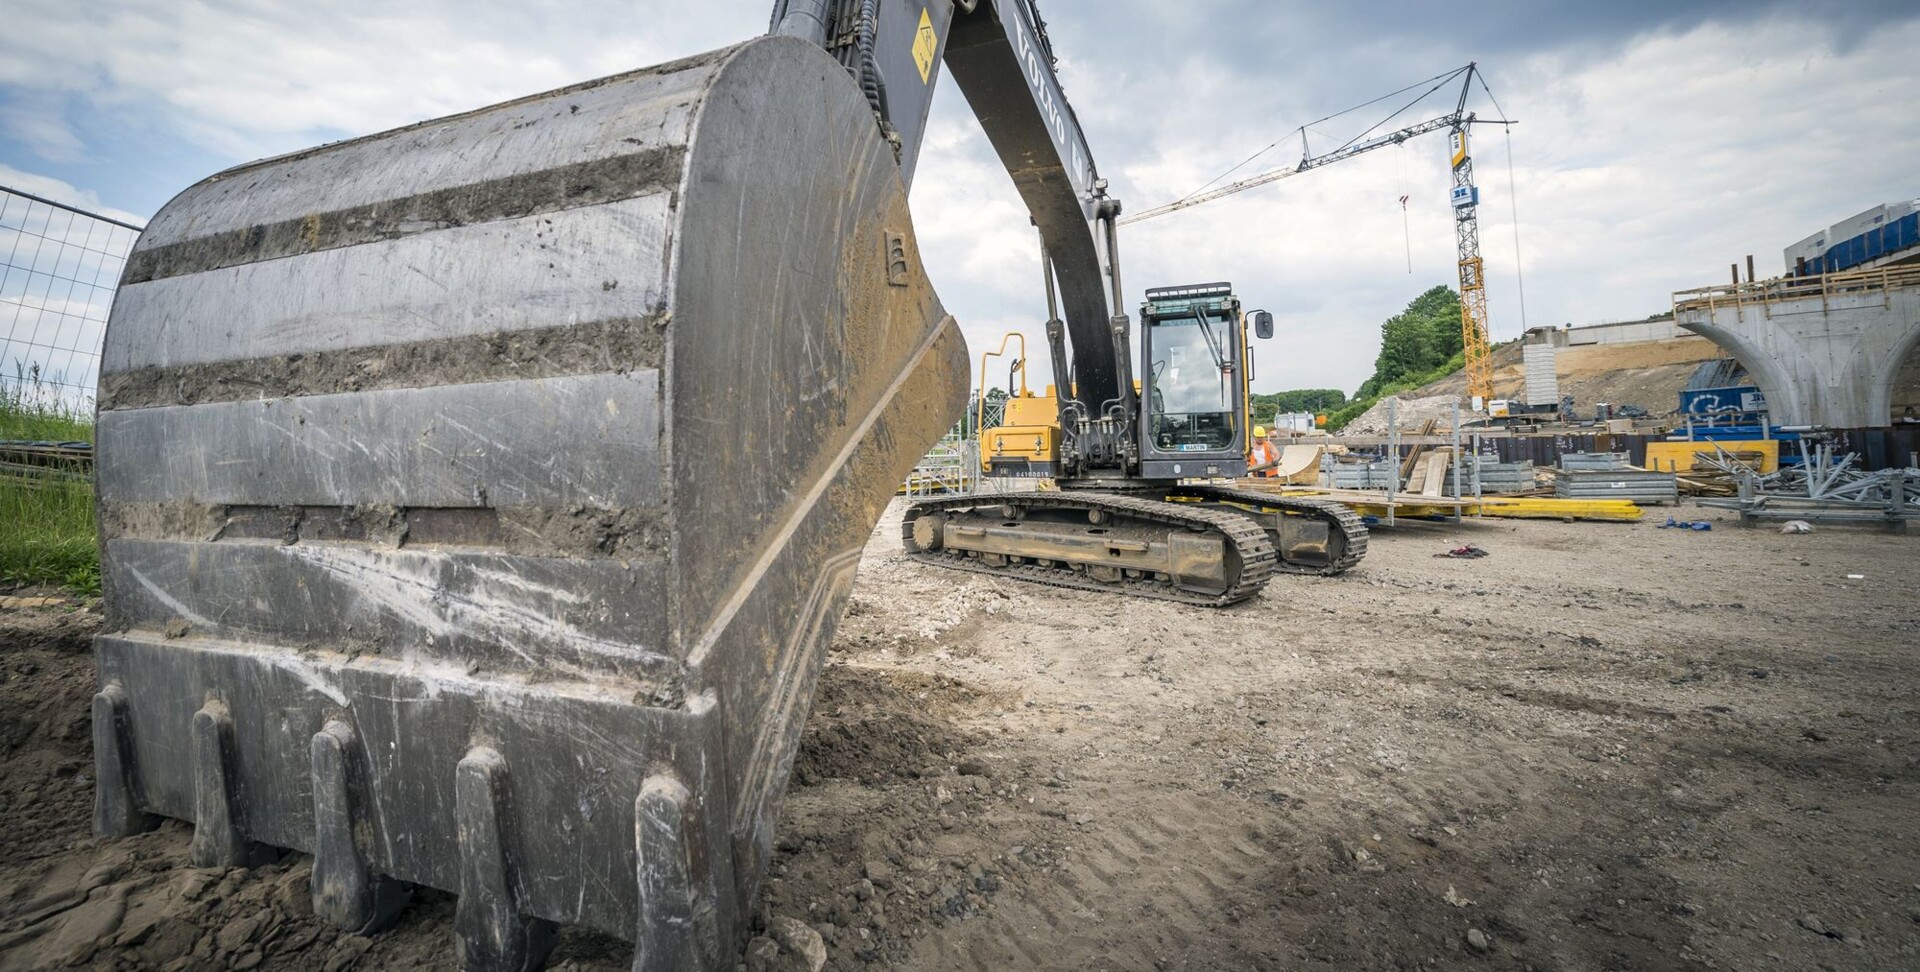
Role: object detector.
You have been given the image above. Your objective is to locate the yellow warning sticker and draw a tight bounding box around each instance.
[912,7,937,84]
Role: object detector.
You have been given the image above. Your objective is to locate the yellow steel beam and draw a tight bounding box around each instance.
[1473,497,1643,521]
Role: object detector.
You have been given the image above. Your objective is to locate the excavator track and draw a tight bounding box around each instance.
[903,491,1277,607]
[1170,484,1369,576]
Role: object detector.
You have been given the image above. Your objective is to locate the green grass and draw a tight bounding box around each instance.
[1,370,99,594]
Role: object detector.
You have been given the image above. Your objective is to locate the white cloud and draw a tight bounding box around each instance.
[3,1,1916,403]
[0,94,87,161]
[913,8,1920,395]
[0,165,146,227]
[0,0,764,160]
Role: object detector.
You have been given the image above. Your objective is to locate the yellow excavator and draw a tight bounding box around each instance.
[973,333,1060,477]
[89,2,1362,969]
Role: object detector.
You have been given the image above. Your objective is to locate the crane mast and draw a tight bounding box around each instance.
[1124,64,1510,405]
[1447,75,1496,404]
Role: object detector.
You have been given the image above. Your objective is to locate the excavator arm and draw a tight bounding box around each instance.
[943,2,1137,472]
[775,0,1134,474]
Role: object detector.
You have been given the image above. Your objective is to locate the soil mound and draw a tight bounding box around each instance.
[794,666,981,785]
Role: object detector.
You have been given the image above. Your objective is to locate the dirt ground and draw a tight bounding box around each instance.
[1411,337,1728,420]
[4,500,1918,970]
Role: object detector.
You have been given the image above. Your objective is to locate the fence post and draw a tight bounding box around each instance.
[1450,399,1462,523]
[1385,398,1398,527]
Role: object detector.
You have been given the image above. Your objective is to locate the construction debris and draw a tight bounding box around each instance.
[1697,435,1919,529]
[1657,518,1713,531]
[1645,439,1779,476]
[1337,395,1463,436]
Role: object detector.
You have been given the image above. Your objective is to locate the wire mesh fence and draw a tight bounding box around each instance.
[1,186,143,411]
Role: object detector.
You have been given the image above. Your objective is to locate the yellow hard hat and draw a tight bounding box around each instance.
[1254,426,1268,437]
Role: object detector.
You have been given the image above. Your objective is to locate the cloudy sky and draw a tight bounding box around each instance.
[4,0,1916,396]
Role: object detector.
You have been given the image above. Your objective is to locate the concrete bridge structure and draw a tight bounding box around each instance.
[1673,265,1920,428]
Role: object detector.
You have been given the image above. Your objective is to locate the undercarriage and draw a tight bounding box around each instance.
[903,484,1366,606]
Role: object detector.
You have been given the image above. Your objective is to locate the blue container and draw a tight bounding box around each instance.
[1679,386,1763,417]
[1888,213,1918,253]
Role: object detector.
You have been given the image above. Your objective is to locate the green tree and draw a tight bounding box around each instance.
[1250,388,1347,420]
[1356,286,1462,400]
[1299,285,1471,432]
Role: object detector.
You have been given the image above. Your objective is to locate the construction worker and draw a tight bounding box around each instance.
[1249,426,1279,475]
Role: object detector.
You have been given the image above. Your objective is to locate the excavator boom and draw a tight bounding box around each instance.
[775,1,1123,415]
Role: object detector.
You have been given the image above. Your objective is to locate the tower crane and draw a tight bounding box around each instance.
[1122,64,1514,405]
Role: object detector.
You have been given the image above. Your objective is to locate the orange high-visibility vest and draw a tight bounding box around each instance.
[1250,440,1278,474]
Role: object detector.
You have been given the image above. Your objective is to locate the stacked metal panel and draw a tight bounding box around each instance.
[1329,460,1398,490]
[1522,344,1559,407]
[1448,460,1536,495]
[1552,451,1676,504]
[1558,452,1633,471]
[1555,469,1678,505]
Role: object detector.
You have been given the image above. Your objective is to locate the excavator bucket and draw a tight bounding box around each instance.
[91,35,965,970]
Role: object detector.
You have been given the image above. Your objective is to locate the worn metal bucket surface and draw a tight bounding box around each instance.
[92,35,965,970]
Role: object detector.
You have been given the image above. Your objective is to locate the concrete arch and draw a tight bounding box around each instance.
[1677,285,1920,428]
[1871,297,1920,425]
[1676,311,1804,425]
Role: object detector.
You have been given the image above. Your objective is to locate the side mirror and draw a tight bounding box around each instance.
[1251,310,1274,340]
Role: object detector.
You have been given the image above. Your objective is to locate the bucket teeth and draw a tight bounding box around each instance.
[311,720,411,934]
[189,699,277,869]
[90,683,157,839]
[634,772,728,972]
[455,748,559,972]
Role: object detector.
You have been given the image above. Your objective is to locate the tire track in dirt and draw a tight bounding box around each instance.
[904,788,1289,971]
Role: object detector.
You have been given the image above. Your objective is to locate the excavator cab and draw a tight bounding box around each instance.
[1138,283,1267,480]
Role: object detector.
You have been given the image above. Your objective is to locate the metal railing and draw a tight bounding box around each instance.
[1,186,143,408]
[901,435,1030,499]
[1672,262,1920,319]
[903,434,976,497]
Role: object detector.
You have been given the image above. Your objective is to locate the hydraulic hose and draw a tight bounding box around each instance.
[856,0,888,120]
[773,0,832,45]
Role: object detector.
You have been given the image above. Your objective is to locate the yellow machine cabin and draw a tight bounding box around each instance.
[975,333,1061,477]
